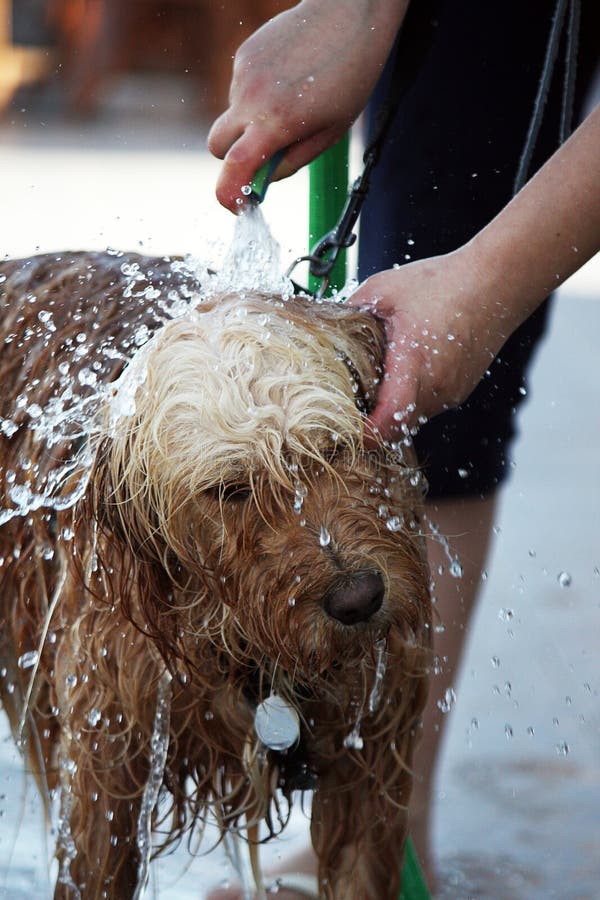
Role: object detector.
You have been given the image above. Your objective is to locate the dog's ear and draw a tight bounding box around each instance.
[332,308,386,416]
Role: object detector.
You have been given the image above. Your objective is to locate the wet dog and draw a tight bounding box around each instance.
[0,252,431,899]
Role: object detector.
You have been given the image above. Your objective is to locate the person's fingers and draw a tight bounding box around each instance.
[212,118,347,211]
[207,108,244,161]
[273,124,349,180]
[213,123,288,211]
[367,344,422,441]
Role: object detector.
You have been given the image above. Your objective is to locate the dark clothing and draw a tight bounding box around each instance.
[359,0,598,498]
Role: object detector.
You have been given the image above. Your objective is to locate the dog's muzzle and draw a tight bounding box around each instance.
[324,570,385,626]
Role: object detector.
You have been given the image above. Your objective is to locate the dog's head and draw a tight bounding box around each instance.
[92,293,430,687]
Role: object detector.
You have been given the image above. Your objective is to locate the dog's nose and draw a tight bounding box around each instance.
[324,571,385,625]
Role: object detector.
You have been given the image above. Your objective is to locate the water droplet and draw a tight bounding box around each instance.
[18,650,39,670]
[505,723,513,740]
[386,516,403,532]
[38,310,56,331]
[527,725,535,737]
[555,741,569,756]
[437,687,456,714]
[557,571,572,587]
[62,757,77,775]
[87,708,102,727]
[491,656,501,669]
[240,184,252,196]
[343,725,364,750]
[319,526,331,547]
[449,559,463,578]
[498,608,514,623]
[293,484,307,513]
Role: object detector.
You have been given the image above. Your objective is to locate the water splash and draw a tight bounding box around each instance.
[203,204,294,299]
[343,722,364,751]
[222,829,257,900]
[17,553,68,745]
[368,638,387,715]
[133,670,173,900]
[56,758,82,899]
[424,514,463,578]
[1,210,298,528]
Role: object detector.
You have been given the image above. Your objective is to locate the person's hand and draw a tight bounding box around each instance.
[349,104,600,443]
[208,0,407,211]
[347,248,519,442]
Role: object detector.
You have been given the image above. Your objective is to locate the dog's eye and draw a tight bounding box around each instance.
[216,483,253,503]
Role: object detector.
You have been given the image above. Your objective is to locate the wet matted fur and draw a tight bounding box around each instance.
[0,252,431,899]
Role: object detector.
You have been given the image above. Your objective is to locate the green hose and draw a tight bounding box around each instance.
[399,838,431,900]
[308,141,432,900]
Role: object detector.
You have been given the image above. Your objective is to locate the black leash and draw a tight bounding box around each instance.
[514,0,581,193]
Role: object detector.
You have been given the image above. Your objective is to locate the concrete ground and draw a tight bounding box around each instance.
[0,81,599,899]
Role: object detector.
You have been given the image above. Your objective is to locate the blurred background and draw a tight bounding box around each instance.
[1,3,599,899]
[0,0,308,263]
[0,0,287,119]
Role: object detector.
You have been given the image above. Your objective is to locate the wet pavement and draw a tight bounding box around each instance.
[0,88,599,898]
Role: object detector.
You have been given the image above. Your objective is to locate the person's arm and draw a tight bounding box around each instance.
[207,0,409,211]
[348,103,600,440]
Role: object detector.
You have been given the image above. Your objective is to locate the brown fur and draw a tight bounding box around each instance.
[0,252,431,899]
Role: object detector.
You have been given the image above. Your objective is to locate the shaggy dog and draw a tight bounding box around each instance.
[0,252,431,899]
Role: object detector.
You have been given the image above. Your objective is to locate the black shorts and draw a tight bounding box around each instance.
[358,0,598,499]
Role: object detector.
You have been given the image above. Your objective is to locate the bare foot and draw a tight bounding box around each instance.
[206,846,318,900]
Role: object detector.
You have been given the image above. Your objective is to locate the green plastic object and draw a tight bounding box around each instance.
[250,150,285,203]
[308,139,432,900]
[399,838,431,900]
[307,133,350,296]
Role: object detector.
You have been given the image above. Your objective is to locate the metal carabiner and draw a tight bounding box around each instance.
[286,153,376,298]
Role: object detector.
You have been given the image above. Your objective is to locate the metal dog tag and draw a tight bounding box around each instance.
[254,694,300,751]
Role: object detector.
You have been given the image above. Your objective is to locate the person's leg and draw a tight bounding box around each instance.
[409,493,497,887]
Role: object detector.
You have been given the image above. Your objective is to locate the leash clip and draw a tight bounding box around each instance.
[287,149,378,298]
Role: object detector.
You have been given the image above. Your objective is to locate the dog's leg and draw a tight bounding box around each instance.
[310,755,412,900]
[52,609,165,900]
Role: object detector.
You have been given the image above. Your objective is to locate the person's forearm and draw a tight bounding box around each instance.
[465,103,600,335]
[300,0,409,44]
